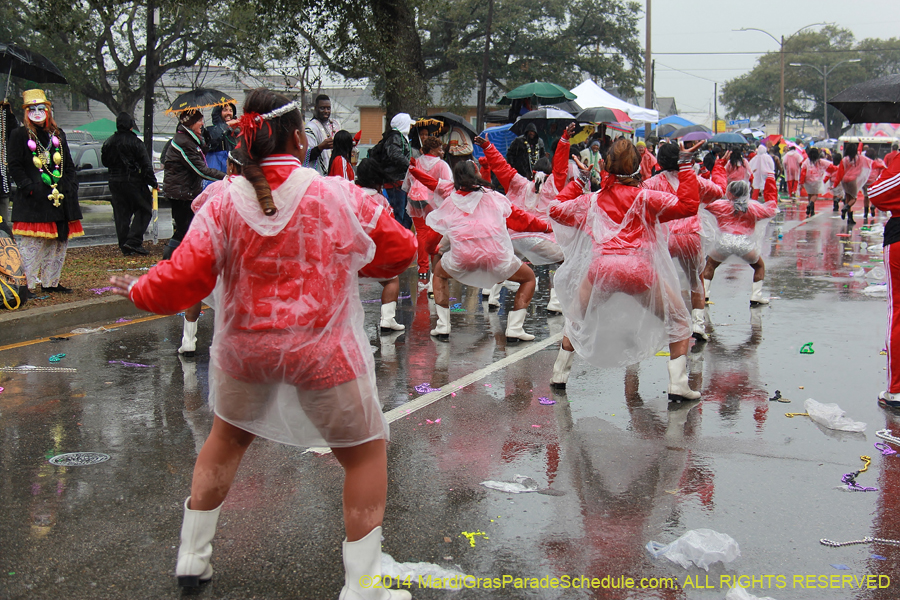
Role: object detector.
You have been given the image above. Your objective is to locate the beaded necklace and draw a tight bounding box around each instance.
[526,140,540,168]
[26,128,65,207]
[0,104,9,194]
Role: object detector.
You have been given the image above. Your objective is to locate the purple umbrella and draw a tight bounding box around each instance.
[681,131,713,142]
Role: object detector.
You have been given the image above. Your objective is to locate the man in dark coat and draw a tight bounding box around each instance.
[506,123,546,180]
[101,112,158,255]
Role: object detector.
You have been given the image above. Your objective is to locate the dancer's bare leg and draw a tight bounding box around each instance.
[507,263,536,310]
[332,440,388,542]
[432,259,451,308]
[189,416,256,510]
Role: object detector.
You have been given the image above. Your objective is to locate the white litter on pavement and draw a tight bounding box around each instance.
[804,398,866,432]
[480,475,539,493]
[382,553,467,590]
[725,586,778,600]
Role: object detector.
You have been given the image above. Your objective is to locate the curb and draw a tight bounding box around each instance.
[2,296,151,345]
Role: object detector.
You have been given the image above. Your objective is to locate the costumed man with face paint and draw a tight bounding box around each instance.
[6,89,82,294]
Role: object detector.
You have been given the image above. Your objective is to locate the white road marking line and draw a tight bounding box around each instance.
[305,332,563,455]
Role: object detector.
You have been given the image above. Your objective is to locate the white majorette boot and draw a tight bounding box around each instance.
[176,497,222,588]
[750,280,769,306]
[550,347,574,389]
[178,318,198,357]
[486,282,502,309]
[546,287,563,313]
[505,308,535,342]
[691,308,708,341]
[667,355,701,403]
[379,301,405,331]
[750,280,769,305]
[431,305,451,339]
[703,278,713,304]
[339,526,411,600]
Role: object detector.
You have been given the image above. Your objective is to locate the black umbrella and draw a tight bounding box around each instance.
[666,124,712,138]
[828,74,900,124]
[166,88,236,115]
[509,108,575,135]
[0,42,68,86]
[428,112,477,138]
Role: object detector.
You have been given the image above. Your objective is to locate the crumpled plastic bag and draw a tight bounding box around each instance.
[480,475,539,493]
[804,398,866,432]
[382,552,466,590]
[646,529,740,571]
[725,586,778,600]
[863,283,888,296]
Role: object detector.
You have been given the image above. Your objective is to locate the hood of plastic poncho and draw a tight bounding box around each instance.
[211,103,237,126]
[391,113,413,136]
[449,189,484,214]
[227,167,318,236]
[756,145,768,155]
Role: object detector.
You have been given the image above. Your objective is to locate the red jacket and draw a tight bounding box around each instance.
[642,159,726,235]
[408,166,552,233]
[549,163,699,252]
[869,157,900,216]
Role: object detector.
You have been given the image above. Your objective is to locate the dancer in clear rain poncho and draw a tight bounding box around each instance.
[356,158,409,332]
[724,149,751,185]
[407,159,553,342]
[109,89,416,599]
[403,135,451,285]
[835,142,873,225]
[799,147,831,218]
[826,151,844,213]
[700,174,778,306]
[783,145,803,200]
[747,144,774,200]
[546,137,702,402]
[473,130,569,312]
[643,142,725,341]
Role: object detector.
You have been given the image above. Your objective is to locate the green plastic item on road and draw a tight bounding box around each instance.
[800,343,815,355]
[49,353,66,362]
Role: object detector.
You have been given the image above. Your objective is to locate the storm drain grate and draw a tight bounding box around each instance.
[49,452,111,466]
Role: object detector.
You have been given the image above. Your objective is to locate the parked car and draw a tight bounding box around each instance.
[66,130,95,143]
[69,142,111,201]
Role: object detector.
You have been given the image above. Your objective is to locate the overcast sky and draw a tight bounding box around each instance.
[634,0,900,125]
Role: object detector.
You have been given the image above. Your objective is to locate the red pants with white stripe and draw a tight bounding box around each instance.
[787,179,798,195]
[887,243,900,393]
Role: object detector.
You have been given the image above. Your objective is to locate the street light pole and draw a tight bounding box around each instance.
[789,59,860,138]
[644,0,652,109]
[735,23,826,137]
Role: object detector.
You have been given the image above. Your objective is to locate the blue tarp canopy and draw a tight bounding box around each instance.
[473,123,516,159]
[635,115,696,138]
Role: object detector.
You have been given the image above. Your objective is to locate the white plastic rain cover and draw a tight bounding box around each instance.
[185,170,388,448]
[426,188,523,288]
[551,190,690,367]
[700,200,772,265]
[504,172,564,265]
[404,155,451,218]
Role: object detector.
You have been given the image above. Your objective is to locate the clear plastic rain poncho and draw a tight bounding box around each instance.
[504,174,565,264]
[800,158,830,196]
[426,188,523,288]
[179,171,389,448]
[550,188,691,368]
[403,154,450,218]
[700,180,777,265]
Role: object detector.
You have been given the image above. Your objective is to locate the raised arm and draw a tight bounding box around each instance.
[506,205,553,233]
[408,165,438,192]
[475,137,519,190]
[552,124,573,191]
[655,158,701,223]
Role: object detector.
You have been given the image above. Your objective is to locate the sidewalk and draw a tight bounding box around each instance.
[2,294,149,346]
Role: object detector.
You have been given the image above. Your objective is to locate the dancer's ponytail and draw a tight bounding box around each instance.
[234,88,304,216]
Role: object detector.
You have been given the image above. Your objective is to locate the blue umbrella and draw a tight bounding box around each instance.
[709,132,749,144]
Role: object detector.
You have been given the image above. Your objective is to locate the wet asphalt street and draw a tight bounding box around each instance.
[2,199,900,600]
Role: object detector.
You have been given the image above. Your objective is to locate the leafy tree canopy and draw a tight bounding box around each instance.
[721,25,900,137]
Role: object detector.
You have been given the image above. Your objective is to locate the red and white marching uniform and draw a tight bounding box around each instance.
[702,175,777,264]
[128,154,417,448]
[643,158,726,295]
[868,158,900,394]
[783,148,803,196]
[725,158,751,184]
[547,164,700,367]
[404,154,451,275]
[799,158,830,196]
[408,166,552,288]
[478,140,565,264]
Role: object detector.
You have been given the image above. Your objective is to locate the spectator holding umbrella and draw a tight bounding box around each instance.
[101,112,157,256]
[162,108,224,356]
